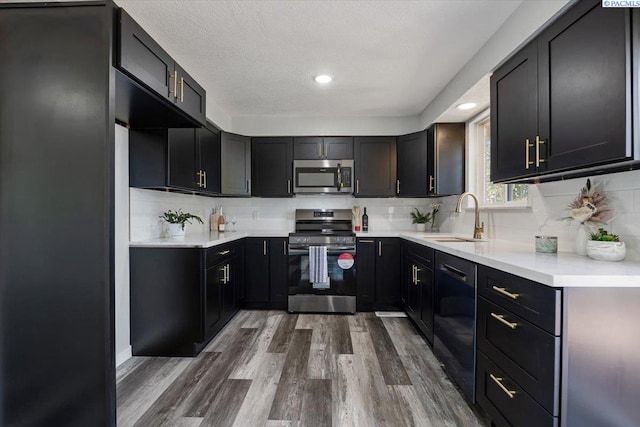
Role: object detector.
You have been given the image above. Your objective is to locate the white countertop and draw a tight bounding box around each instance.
[131,230,640,287]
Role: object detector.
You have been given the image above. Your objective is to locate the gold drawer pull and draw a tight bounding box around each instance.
[217,250,230,255]
[492,285,520,300]
[359,240,374,243]
[491,312,518,330]
[490,373,516,399]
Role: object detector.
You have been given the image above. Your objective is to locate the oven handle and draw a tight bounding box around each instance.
[288,247,356,255]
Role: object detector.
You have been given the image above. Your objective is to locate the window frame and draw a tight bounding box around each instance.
[467,109,530,209]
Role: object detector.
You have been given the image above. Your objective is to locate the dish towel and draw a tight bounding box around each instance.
[309,246,329,289]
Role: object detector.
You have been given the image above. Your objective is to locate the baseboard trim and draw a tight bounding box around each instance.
[116,345,132,367]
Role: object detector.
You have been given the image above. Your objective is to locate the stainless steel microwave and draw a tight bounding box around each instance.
[293,159,354,194]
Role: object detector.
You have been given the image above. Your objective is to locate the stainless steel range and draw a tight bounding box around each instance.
[288,209,356,313]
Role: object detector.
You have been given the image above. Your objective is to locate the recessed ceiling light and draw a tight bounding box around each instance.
[314,74,333,84]
[456,102,477,110]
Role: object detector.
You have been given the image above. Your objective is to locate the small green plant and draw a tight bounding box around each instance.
[410,208,430,224]
[160,209,203,230]
[589,228,620,242]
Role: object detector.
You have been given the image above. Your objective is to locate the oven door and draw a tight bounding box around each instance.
[288,247,356,295]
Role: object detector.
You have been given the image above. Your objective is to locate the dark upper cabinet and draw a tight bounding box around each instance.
[397,126,464,197]
[222,132,251,196]
[490,41,539,182]
[130,124,221,195]
[251,137,294,197]
[537,0,630,173]
[354,136,397,197]
[294,136,353,160]
[491,0,631,183]
[427,123,465,196]
[117,9,206,125]
[397,131,428,197]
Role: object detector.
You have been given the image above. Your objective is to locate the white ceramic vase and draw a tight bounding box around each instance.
[586,241,626,262]
[575,223,589,256]
[168,223,185,238]
[415,223,426,232]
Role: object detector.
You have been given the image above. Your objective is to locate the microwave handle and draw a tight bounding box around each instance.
[336,163,342,192]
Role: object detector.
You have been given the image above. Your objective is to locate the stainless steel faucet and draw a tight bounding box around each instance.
[455,192,484,240]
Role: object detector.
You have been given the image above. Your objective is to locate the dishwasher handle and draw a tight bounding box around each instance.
[439,263,470,285]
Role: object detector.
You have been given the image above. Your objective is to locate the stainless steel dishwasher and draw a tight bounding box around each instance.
[433,251,477,402]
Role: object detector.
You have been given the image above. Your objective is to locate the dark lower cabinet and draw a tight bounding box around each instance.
[356,238,401,311]
[402,241,434,344]
[130,241,243,357]
[243,237,288,309]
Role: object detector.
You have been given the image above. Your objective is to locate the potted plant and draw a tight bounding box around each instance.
[410,208,430,232]
[160,209,203,237]
[586,228,626,261]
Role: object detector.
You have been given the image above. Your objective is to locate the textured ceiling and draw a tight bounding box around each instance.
[112,1,522,119]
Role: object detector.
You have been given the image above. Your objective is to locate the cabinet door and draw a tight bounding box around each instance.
[293,136,323,159]
[429,123,465,196]
[405,259,420,323]
[221,261,237,324]
[269,238,289,309]
[417,264,434,344]
[490,41,538,183]
[118,9,173,100]
[375,238,401,310]
[198,126,221,194]
[168,128,199,190]
[538,0,630,173]
[397,131,428,196]
[324,137,353,160]
[251,137,293,197]
[243,238,270,304]
[174,62,206,125]
[205,262,223,339]
[356,239,377,311]
[354,136,397,197]
[221,132,251,196]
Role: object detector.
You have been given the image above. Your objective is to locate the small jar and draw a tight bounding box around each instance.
[535,236,558,253]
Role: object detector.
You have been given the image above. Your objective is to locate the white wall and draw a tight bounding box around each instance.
[114,124,131,366]
[442,170,640,262]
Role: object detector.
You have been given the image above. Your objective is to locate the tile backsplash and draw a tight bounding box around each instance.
[130,169,640,262]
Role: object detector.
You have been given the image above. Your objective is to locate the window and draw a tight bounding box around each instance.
[469,112,528,207]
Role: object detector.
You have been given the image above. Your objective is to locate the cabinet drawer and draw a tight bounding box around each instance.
[405,242,433,267]
[477,297,560,415]
[476,351,557,427]
[478,265,561,335]
[206,243,236,268]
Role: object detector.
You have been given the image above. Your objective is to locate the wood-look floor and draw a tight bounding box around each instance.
[117,310,488,427]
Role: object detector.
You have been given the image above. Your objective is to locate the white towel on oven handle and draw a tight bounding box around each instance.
[309,246,329,284]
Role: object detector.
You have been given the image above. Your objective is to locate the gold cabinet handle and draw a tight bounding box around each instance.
[536,135,545,167]
[220,266,226,284]
[359,239,374,243]
[411,265,416,284]
[356,179,360,194]
[203,170,207,188]
[217,249,230,255]
[378,241,382,257]
[396,180,400,194]
[415,267,421,284]
[287,179,291,194]
[169,70,178,98]
[525,139,534,169]
[196,170,204,187]
[263,240,267,256]
[225,264,230,283]
[179,77,185,103]
[429,175,434,192]
[247,179,251,194]
[283,239,287,255]
[490,312,518,330]
[490,374,516,399]
[492,285,520,300]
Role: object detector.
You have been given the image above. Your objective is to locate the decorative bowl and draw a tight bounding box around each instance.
[586,240,626,262]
